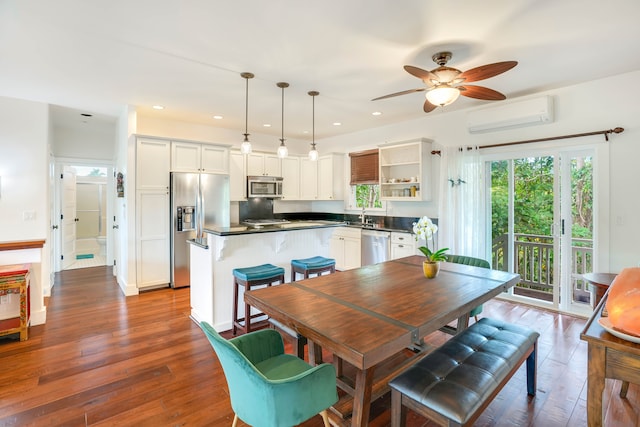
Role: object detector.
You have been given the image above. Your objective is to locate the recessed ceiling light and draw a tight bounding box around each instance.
[303,130,309,134]
[372,111,382,116]
[263,123,272,127]
[152,105,164,110]
[213,115,223,120]
[333,122,342,126]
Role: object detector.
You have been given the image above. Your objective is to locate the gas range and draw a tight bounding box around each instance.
[242,218,291,229]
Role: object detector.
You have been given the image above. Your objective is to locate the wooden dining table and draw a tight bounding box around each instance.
[244,255,521,427]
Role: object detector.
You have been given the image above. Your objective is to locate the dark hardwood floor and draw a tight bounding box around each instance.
[0,267,637,426]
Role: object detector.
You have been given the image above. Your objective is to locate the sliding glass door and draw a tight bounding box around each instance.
[488,148,595,315]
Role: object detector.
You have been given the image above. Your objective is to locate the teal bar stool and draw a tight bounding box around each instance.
[290,256,336,282]
[232,264,285,336]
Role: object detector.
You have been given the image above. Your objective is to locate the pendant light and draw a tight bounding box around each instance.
[276,82,289,159]
[308,91,319,161]
[240,72,254,155]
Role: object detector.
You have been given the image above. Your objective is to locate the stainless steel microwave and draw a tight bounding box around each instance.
[247,176,283,198]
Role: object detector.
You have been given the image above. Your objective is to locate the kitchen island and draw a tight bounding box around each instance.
[188,221,343,331]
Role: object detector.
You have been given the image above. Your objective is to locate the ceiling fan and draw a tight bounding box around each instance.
[372,51,517,113]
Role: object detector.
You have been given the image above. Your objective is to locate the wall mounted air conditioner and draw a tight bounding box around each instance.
[467,96,554,134]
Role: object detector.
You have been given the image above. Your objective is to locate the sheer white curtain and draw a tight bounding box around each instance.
[438,146,487,260]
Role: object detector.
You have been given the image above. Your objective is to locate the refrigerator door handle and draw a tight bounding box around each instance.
[196,175,203,240]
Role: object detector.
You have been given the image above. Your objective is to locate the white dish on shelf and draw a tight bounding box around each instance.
[598,318,640,344]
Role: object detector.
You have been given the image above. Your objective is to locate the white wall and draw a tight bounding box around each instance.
[0,96,50,325]
[116,105,138,296]
[52,126,115,160]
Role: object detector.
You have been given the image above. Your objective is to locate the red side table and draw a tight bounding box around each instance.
[0,264,31,341]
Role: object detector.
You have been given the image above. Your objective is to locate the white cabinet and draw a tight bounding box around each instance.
[229,150,246,201]
[171,142,229,173]
[136,138,171,190]
[390,231,416,260]
[299,158,318,200]
[136,137,171,289]
[379,138,432,201]
[136,190,170,289]
[281,156,300,200]
[247,152,281,176]
[330,227,361,271]
[298,154,344,201]
[318,154,344,200]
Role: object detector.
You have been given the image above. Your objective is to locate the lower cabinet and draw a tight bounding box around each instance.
[390,231,416,260]
[136,190,170,289]
[330,227,361,271]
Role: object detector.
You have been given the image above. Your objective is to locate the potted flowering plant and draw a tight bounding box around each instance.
[413,216,449,278]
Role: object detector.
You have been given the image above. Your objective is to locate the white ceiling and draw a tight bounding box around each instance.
[2,0,640,142]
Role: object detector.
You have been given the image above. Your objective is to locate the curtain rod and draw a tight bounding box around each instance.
[430,127,624,156]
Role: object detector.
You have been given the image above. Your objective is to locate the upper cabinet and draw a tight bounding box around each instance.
[379,138,432,201]
[229,150,246,201]
[297,154,344,201]
[299,158,319,200]
[281,156,300,200]
[137,138,171,190]
[247,152,281,176]
[171,142,229,173]
[318,154,344,200]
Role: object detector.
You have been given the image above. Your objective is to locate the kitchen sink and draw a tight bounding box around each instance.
[348,221,381,229]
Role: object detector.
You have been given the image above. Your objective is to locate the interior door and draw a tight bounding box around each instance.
[61,166,77,269]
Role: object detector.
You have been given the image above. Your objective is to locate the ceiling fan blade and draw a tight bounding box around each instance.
[423,100,437,113]
[404,65,438,83]
[458,61,518,83]
[371,88,425,101]
[459,85,507,100]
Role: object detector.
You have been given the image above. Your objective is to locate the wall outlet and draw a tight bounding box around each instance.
[0,295,9,304]
[23,211,36,221]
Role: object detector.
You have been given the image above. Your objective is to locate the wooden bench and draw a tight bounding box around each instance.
[389,318,539,427]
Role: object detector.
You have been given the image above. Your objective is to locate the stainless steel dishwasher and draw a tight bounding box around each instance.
[361,229,391,265]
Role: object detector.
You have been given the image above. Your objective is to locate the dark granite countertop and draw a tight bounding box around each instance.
[204,219,415,236]
[204,220,346,236]
[187,238,209,249]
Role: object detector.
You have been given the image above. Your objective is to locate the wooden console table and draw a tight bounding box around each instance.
[0,264,31,341]
[580,293,640,426]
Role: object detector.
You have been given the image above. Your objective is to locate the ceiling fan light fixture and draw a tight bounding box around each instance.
[426,85,460,107]
[308,90,319,161]
[432,67,461,84]
[240,72,254,155]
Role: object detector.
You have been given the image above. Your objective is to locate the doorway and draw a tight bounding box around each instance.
[488,148,596,316]
[54,161,114,272]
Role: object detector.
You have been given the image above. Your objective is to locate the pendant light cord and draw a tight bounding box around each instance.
[244,77,249,138]
[312,94,315,144]
[280,85,285,143]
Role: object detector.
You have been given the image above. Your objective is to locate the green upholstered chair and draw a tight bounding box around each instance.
[447,254,491,322]
[200,322,338,427]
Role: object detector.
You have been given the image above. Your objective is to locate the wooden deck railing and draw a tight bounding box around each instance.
[491,233,593,302]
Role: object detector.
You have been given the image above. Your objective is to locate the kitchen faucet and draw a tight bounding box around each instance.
[359,207,366,224]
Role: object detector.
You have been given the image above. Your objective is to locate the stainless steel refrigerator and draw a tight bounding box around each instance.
[170,172,230,288]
